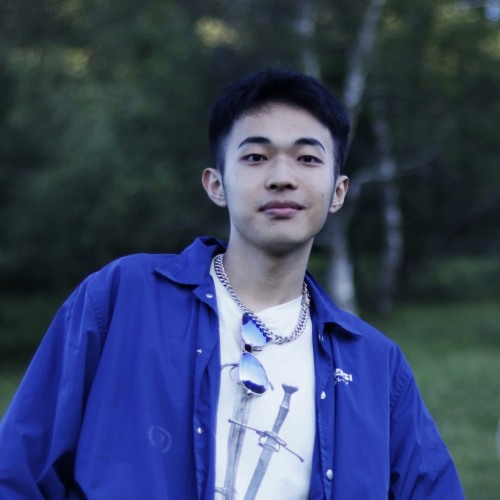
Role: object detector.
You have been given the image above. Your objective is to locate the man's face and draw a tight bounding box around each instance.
[203,104,348,256]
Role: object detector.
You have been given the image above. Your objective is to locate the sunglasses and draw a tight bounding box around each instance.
[239,312,270,395]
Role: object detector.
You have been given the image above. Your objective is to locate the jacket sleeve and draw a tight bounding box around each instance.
[388,351,465,499]
[0,278,105,499]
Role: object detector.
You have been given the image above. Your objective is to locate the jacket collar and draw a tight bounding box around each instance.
[154,236,226,285]
[155,237,362,338]
[305,273,363,338]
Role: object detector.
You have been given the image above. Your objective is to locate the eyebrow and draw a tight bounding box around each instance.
[295,137,325,152]
[238,136,325,151]
[238,136,271,148]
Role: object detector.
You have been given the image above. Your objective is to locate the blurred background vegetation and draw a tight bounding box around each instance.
[0,0,499,497]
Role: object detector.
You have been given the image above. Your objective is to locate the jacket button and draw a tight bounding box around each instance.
[320,391,326,400]
[197,426,203,435]
[326,469,333,480]
[206,293,214,299]
[196,348,203,355]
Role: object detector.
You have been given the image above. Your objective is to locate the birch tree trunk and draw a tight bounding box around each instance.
[295,0,321,78]
[325,0,387,314]
[294,2,360,311]
[294,0,389,314]
[370,98,404,313]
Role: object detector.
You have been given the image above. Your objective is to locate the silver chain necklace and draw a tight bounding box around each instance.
[213,253,311,344]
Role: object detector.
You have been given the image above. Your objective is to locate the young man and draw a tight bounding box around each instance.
[0,69,463,498]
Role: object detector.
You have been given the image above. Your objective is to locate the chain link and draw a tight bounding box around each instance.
[213,254,310,344]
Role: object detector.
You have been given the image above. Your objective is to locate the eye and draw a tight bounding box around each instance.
[242,153,267,163]
[299,155,322,164]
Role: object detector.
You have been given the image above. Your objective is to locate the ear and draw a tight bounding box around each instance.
[329,175,349,213]
[202,168,227,207]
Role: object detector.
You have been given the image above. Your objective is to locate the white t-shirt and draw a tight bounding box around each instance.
[211,260,315,499]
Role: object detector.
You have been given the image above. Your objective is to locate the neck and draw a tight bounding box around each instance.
[221,241,312,312]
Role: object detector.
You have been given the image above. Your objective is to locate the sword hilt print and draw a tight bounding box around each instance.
[273,383,298,431]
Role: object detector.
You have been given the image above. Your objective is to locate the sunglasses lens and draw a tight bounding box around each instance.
[241,313,268,348]
[239,352,269,395]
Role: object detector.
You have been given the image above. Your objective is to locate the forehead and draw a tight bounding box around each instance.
[227,103,334,152]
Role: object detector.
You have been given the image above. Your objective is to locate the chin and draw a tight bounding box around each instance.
[260,236,315,256]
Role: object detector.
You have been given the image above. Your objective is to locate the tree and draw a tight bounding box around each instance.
[321,0,388,314]
[0,0,499,304]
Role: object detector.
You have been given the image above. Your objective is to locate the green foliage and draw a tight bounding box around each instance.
[407,256,500,301]
[0,1,227,289]
[0,0,499,298]
[0,291,67,415]
[343,0,500,265]
[0,293,63,360]
[0,364,25,419]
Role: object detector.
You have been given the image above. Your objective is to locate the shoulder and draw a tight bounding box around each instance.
[85,237,225,292]
[54,254,178,331]
[83,253,176,295]
[330,306,408,373]
[337,309,404,362]
[91,253,176,279]
[307,275,411,384]
[307,272,399,350]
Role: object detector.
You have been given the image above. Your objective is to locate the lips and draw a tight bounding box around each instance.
[260,200,304,217]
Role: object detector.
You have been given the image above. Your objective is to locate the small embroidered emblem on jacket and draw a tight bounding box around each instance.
[148,426,172,453]
[335,368,353,385]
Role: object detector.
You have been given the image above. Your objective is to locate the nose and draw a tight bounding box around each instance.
[265,157,298,191]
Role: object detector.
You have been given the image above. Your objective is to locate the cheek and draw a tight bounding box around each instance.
[223,187,251,217]
[315,182,335,203]
[225,175,258,201]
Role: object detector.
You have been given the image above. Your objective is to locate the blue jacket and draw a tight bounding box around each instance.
[0,237,463,499]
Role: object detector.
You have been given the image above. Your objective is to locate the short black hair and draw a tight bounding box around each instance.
[208,68,350,177]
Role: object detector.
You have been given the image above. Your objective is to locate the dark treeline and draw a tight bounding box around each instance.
[0,0,499,310]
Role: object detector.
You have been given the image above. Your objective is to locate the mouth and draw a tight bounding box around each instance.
[260,200,304,218]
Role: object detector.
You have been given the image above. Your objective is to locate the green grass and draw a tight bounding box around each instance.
[0,361,27,417]
[0,292,63,416]
[369,300,500,499]
[1,294,499,497]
